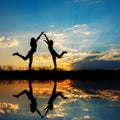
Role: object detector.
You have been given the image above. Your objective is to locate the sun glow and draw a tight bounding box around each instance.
[6,56,72,71]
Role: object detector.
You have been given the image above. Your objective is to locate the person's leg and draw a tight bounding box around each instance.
[13,52,28,60]
[52,56,57,71]
[18,54,28,60]
[13,90,29,98]
[56,51,67,58]
[57,92,67,99]
[28,55,33,70]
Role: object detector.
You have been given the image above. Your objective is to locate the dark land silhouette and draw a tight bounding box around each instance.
[0,69,120,80]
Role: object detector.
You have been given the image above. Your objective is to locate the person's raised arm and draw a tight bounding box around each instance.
[44,106,49,117]
[36,32,44,42]
[43,40,49,45]
[44,34,50,42]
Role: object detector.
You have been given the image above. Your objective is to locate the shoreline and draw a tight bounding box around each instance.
[0,70,120,80]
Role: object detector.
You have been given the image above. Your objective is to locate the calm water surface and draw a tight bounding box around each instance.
[0,79,120,120]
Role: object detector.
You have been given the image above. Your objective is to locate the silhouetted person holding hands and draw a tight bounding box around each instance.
[12,80,43,118]
[44,79,67,117]
[13,32,44,70]
[44,33,67,71]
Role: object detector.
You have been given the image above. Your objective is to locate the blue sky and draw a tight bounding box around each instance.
[0,0,120,70]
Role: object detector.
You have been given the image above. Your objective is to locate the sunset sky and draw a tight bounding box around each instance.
[0,0,120,70]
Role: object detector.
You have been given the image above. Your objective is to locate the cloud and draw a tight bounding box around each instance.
[62,24,98,53]
[89,49,120,61]
[0,36,19,48]
[63,24,94,35]
[98,90,120,102]
[46,31,66,42]
[65,80,120,102]
[49,24,55,28]
[0,109,5,114]
[83,115,93,119]
[71,49,120,70]
[43,31,68,53]
[34,24,99,70]
[0,102,19,114]
[74,0,101,4]
[45,24,97,55]
[5,21,118,71]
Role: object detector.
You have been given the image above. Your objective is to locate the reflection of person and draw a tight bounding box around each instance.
[12,80,43,118]
[44,79,67,116]
[12,32,44,70]
[44,33,67,71]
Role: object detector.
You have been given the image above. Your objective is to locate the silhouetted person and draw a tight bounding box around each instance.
[12,80,43,118]
[12,32,44,70]
[44,33,67,71]
[44,79,67,117]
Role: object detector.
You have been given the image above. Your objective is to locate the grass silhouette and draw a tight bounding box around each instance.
[0,65,119,80]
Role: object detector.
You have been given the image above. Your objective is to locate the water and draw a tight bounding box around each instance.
[0,79,120,120]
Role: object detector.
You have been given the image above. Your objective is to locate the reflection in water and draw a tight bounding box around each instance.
[0,79,120,120]
[0,102,19,114]
[44,79,67,117]
[12,80,43,118]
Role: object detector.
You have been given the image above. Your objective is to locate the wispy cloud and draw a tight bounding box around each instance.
[0,36,19,48]
[43,31,68,52]
[49,24,55,28]
[63,24,94,35]
[35,23,119,70]
[63,24,97,51]
[45,24,97,53]
[74,0,101,4]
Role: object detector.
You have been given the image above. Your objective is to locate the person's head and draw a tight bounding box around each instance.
[49,40,53,46]
[30,103,36,113]
[30,37,36,45]
[31,37,36,42]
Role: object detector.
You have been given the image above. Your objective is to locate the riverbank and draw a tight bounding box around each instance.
[0,69,120,80]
